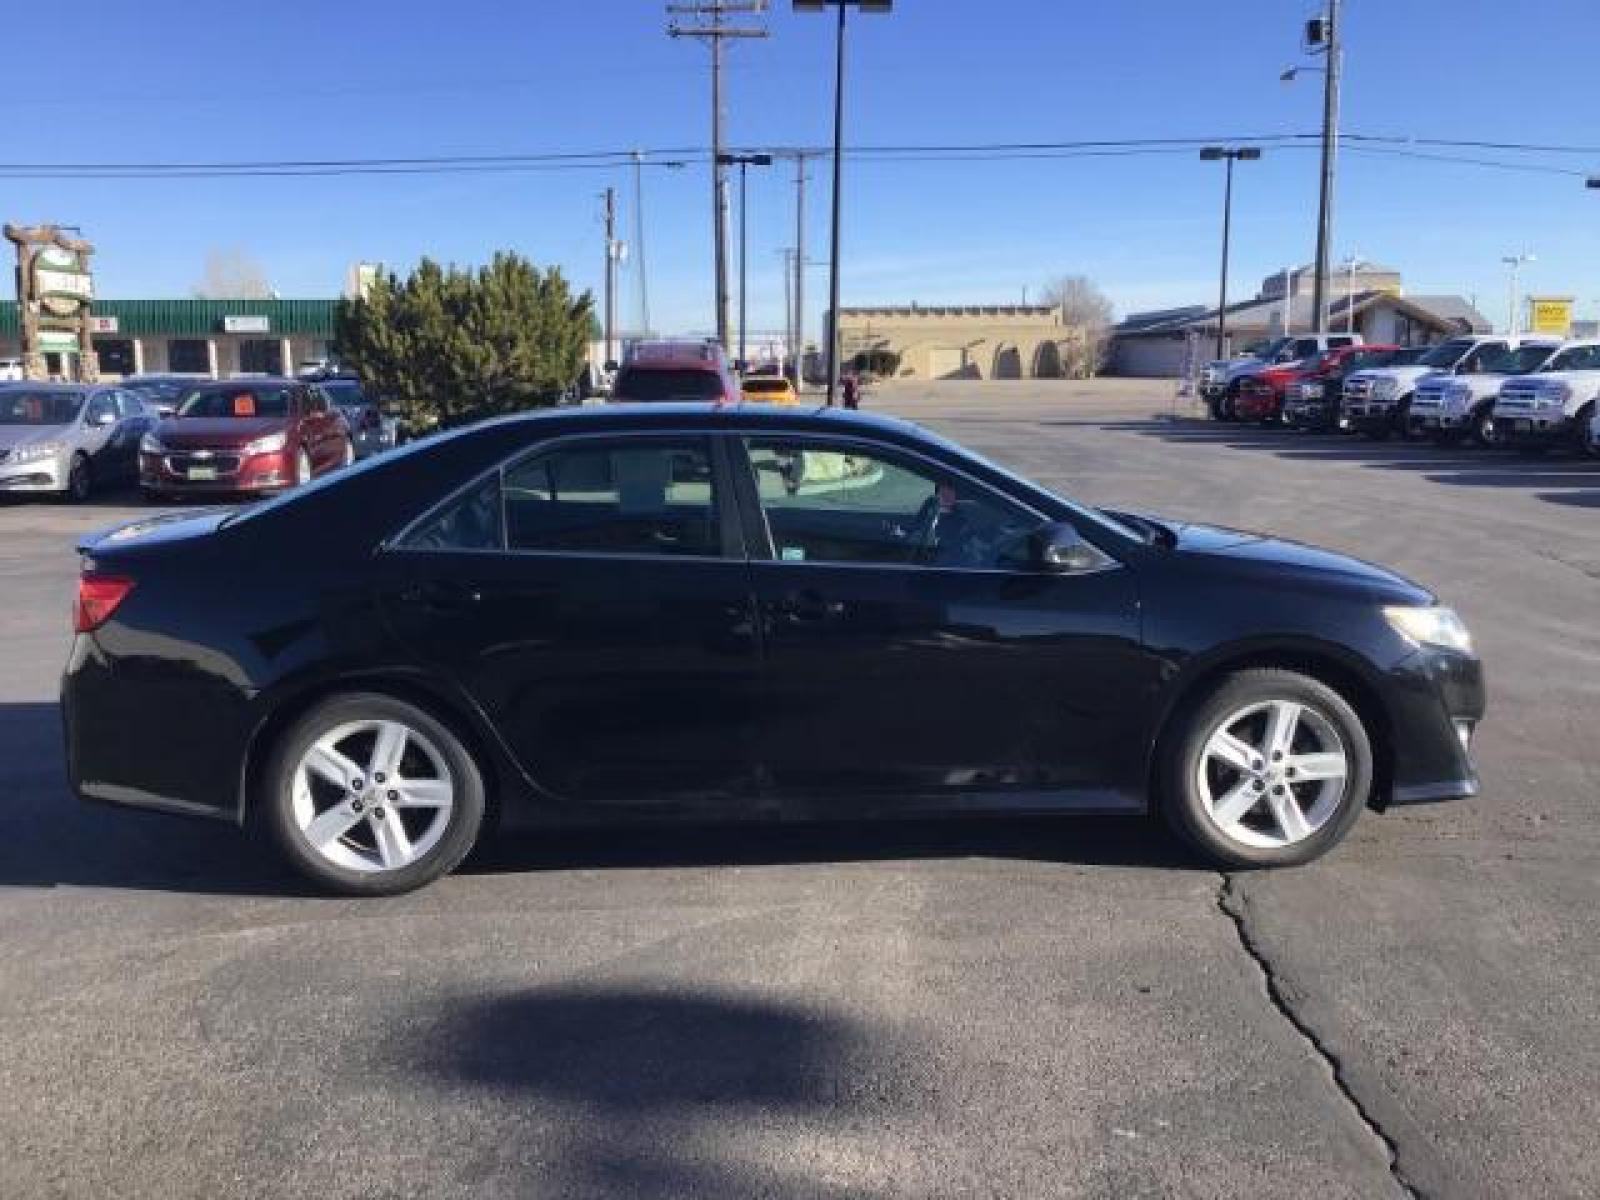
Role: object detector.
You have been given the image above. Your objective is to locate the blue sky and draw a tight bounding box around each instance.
[9,0,1600,335]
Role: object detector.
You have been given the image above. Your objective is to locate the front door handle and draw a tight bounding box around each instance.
[402,580,482,613]
[777,589,845,623]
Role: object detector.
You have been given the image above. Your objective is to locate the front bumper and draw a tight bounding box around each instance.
[140,448,293,494]
[1495,413,1581,447]
[1383,645,1485,807]
[0,452,67,492]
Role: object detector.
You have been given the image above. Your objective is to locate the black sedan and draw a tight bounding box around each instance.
[63,405,1485,894]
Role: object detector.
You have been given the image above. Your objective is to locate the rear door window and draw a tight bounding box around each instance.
[503,438,722,557]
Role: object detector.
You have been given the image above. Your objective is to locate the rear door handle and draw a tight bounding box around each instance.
[777,589,845,623]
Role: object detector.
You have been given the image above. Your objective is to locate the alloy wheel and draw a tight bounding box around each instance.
[1194,699,1349,850]
[290,719,456,873]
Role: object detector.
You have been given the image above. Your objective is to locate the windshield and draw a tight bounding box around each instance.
[1482,344,1558,374]
[613,368,725,402]
[177,384,294,419]
[317,381,367,408]
[743,379,790,395]
[0,389,83,425]
[1418,339,1474,368]
[1544,344,1600,372]
[1246,337,1290,360]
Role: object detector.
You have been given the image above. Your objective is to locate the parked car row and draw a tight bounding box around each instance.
[0,375,403,503]
[1208,334,1600,457]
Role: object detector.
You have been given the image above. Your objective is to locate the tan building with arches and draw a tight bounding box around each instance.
[834,303,1085,381]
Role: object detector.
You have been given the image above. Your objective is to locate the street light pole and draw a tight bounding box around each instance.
[795,1,892,406]
[1200,146,1261,360]
[1502,252,1535,334]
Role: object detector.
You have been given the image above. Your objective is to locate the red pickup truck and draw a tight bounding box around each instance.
[1234,344,1399,425]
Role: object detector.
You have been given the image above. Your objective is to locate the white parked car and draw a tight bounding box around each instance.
[1343,335,1512,440]
[1408,337,1562,446]
[1491,341,1600,454]
[0,357,25,382]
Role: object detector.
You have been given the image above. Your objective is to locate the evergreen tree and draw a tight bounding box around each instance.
[334,253,594,429]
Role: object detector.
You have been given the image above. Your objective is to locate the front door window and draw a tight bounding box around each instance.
[743,439,1036,570]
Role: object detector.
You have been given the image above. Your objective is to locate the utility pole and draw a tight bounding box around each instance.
[1308,0,1342,334]
[668,2,769,353]
[602,187,619,367]
[772,148,821,387]
[631,150,651,338]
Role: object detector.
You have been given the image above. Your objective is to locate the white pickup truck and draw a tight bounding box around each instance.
[1201,332,1362,420]
[1343,335,1512,440]
[1490,340,1600,453]
[1407,337,1562,446]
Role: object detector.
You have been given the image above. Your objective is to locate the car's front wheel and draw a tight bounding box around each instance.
[64,453,92,503]
[1161,669,1372,868]
[262,693,487,895]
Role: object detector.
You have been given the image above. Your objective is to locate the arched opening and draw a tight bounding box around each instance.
[1032,340,1064,379]
[993,344,1022,380]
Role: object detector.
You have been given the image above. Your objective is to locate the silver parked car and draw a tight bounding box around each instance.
[0,383,156,501]
[309,379,401,459]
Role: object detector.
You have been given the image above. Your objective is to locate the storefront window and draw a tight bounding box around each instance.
[168,339,210,374]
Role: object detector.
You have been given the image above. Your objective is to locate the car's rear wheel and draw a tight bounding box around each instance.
[262,693,486,895]
[1161,669,1372,868]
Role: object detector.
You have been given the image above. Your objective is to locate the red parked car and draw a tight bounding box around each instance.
[609,340,740,404]
[1234,343,1398,424]
[139,378,353,501]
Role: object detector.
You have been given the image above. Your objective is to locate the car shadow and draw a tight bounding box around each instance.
[1102,415,1600,503]
[405,983,926,1197]
[0,700,1200,897]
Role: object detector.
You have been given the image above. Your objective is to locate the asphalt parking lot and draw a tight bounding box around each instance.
[3,379,1598,1199]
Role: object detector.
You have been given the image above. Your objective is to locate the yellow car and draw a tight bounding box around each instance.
[741,375,800,405]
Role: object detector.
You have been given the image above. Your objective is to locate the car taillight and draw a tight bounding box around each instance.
[75,575,135,633]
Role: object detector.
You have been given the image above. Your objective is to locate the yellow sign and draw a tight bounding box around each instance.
[1529,296,1573,336]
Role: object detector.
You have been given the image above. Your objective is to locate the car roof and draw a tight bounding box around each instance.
[471,401,924,442]
[0,381,92,392]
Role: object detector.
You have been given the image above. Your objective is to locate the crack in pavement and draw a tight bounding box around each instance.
[1217,873,1424,1200]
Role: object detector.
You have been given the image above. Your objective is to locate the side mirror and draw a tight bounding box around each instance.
[1031,522,1113,574]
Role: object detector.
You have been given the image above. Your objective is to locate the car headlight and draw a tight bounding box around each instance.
[1444,383,1471,403]
[242,431,288,455]
[1384,605,1473,654]
[139,432,164,455]
[10,440,65,464]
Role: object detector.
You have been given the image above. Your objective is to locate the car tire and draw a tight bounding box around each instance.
[1471,407,1499,448]
[62,453,92,503]
[1160,668,1372,869]
[261,693,487,896]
